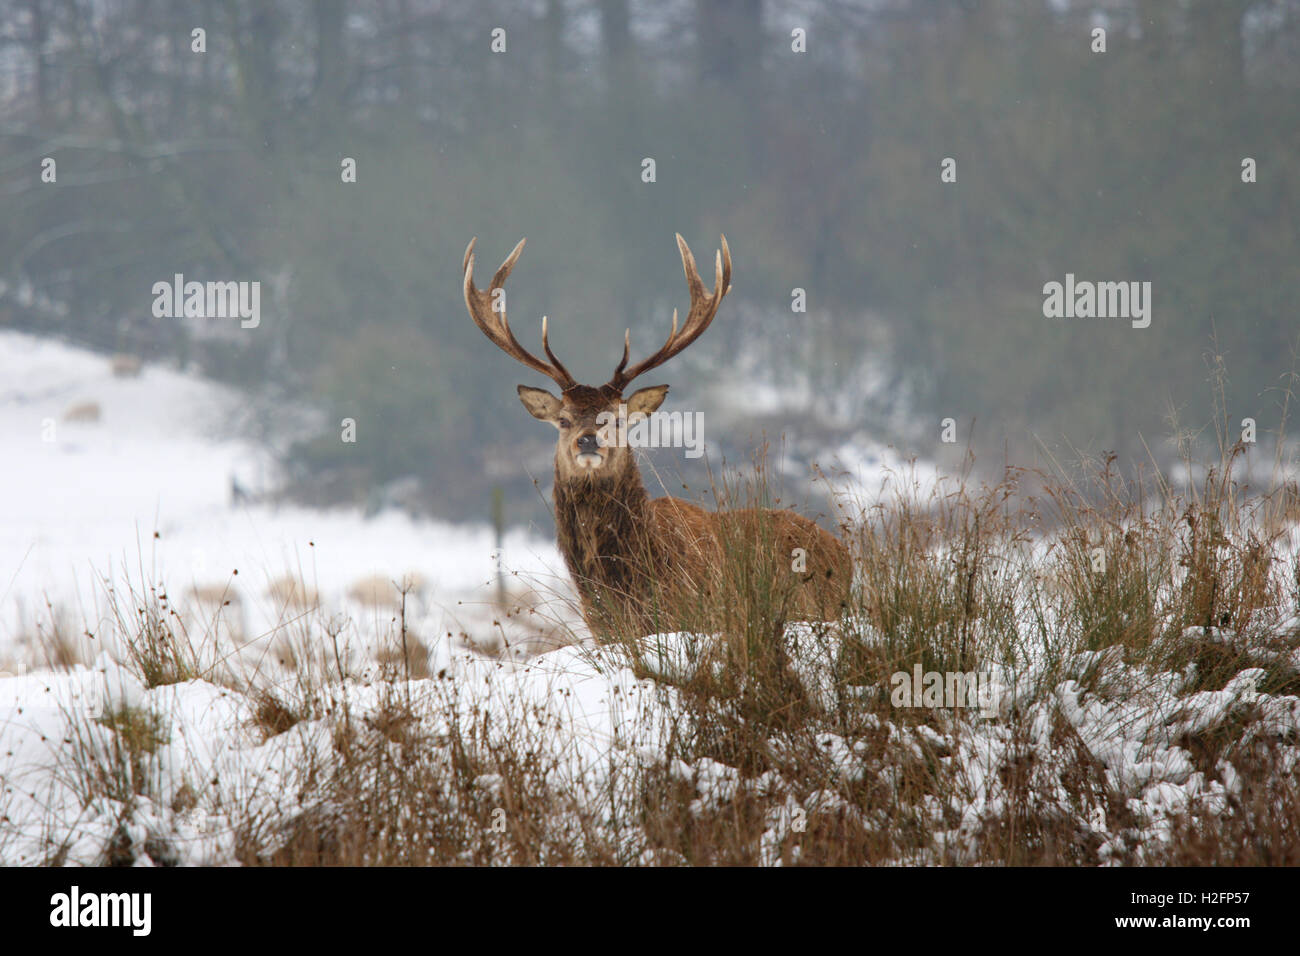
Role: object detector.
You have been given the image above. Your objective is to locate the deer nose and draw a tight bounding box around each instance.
[576,433,600,454]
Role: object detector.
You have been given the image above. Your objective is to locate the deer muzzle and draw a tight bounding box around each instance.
[574,432,603,468]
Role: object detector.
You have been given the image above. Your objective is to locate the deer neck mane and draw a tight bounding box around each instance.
[552,458,653,594]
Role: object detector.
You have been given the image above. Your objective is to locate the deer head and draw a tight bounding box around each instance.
[463,234,731,482]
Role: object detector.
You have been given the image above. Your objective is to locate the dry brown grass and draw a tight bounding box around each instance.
[346,572,427,608]
[109,353,143,378]
[62,399,101,423]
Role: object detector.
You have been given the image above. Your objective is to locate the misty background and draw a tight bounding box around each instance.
[2,0,1298,528]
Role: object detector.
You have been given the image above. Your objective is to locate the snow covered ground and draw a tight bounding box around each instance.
[1,329,1297,866]
[0,329,569,674]
[2,617,1296,865]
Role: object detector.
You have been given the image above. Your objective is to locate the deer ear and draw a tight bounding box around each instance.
[517,385,563,423]
[625,385,669,417]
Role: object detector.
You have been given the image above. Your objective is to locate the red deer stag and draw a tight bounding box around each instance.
[463,234,850,638]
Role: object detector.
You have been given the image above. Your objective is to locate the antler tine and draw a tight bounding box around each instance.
[606,234,730,391]
[463,238,576,390]
[541,315,575,384]
[611,328,632,382]
[490,238,526,290]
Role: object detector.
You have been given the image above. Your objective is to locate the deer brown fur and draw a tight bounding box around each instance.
[464,234,851,638]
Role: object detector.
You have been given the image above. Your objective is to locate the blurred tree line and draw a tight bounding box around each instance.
[2,0,1298,520]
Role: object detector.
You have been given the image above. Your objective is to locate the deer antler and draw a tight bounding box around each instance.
[463,237,577,391]
[606,234,731,393]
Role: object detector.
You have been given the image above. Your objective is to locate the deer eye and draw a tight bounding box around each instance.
[558,418,572,429]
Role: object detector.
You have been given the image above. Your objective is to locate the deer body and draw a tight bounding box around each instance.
[464,236,850,638]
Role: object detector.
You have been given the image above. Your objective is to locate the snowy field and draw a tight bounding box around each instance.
[0,329,570,675]
[1,330,1297,866]
[3,617,1296,865]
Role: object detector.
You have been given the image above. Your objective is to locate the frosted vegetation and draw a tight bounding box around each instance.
[2,332,1297,865]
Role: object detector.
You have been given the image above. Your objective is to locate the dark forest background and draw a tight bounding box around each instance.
[2,0,1298,522]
